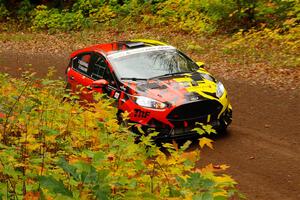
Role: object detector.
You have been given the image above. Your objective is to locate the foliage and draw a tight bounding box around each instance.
[225,26,300,68]
[142,0,217,33]
[1,0,299,33]
[0,71,241,199]
[0,3,9,21]
[31,5,88,32]
[16,0,33,23]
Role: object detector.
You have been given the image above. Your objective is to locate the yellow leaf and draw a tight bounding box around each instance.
[214,174,237,185]
[182,151,198,162]
[172,140,179,151]
[220,164,230,170]
[201,163,214,173]
[213,190,227,197]
[199,137,213,149]
[202,124,216,134]
[14,163,26,168]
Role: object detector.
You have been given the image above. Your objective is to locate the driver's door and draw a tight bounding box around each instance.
[89,53,119,101]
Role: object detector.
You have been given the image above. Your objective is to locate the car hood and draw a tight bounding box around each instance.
[122,71,220,106]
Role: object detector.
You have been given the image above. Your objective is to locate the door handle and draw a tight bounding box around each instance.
[70,76,75,80]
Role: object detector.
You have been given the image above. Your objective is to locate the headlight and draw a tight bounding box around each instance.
[216,81,225,98]
[134,96,167,109]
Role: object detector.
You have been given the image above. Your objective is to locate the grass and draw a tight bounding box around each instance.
[0,32,34,42]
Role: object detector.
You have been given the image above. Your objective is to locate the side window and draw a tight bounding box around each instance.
[90,53,117,87]
[103,67,116,87]
[91,56,107,80]
[72,53,92,75]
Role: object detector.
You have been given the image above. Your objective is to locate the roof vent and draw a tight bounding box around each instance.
[120,41,145,48]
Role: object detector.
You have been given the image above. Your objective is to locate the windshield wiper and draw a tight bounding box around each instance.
[149,72,189,80]
[121,77,148,81]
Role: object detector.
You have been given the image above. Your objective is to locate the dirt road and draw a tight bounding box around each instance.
[1,51,300,200]
[200,81,300,200]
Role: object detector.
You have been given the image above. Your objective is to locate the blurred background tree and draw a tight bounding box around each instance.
[0,0,299,33]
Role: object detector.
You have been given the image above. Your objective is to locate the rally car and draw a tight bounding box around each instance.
[65,39,232,139]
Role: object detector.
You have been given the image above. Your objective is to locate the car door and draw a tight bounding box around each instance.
[89,53,119,100]
[67,52,94,101]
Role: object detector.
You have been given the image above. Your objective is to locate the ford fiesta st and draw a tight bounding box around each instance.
[65,39,232,139]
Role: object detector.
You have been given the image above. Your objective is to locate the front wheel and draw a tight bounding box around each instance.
[216,123,228,135]
[117,110,129,127]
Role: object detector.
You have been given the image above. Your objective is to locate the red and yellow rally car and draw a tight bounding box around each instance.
[66,39,232,139]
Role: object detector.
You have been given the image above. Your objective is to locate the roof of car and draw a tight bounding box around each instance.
[70,39,169,57]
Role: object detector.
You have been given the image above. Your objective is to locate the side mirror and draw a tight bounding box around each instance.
[196,61,205,68]
[92,79,108,88]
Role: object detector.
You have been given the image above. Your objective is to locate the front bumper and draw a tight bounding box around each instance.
[143,106,232,140]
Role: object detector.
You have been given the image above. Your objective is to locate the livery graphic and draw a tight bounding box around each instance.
[66,40,232,139]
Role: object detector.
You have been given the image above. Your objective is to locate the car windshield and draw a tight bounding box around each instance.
[107,46,198,80]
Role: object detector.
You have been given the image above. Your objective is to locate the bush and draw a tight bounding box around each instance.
[0,71,242,199]
[16,0,33,22]
[2,0,300,33]
[31,5,88,32]
[142,0,217,33]
[225,26,300,68]
[0,3,9,21]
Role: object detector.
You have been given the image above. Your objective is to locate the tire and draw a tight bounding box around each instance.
[117,110,129,127]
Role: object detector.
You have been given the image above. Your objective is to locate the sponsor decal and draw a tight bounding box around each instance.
[78,60,88,68]
[134,109,150,118]
[78,65,88,72]
[179,81,191,87]
[108,46,176,59]
[120,85,127,91]
[114,92,120,99]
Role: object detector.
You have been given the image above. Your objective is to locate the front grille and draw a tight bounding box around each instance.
[142,101,223,140]
[167,100,222,122]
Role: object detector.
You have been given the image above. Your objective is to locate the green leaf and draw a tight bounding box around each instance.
[93,151,106,162]
[128,179,137,189]
[134,160,145,171]
[168,186,182,197]
[39,189,47,200]
[202,125,216,135]
[193,192,213,200]
[184,173,215,191]
[3,165,21,180]
[39,176,73,197]
[93,183,111,200]
[192,127,205,135]
[41,126,59,135]
[176,176,186,186]
[57,158,79,181]
[24,105,36,112]
[28,96,42,105]
[83,166,98,184]
[213,196,227,200]
[97,169,110,181]
[94,188,109,200]
[180,140,192,151]
[138,192,157,200]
